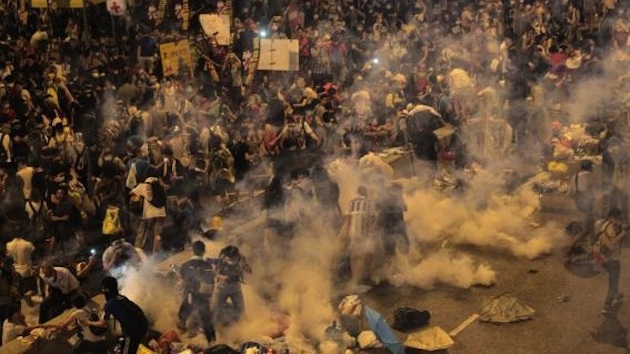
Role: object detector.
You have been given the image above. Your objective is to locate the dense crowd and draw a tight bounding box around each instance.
[1,0,630,351]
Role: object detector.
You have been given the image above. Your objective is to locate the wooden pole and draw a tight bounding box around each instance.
[81,0,89,44]
[111,13,116,40]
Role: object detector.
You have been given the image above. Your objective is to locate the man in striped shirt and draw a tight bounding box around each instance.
[339,186,379,285]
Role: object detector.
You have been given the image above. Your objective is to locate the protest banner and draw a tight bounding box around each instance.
[258,39,299,71]
[199,14,231,45]
[160,40,193,77]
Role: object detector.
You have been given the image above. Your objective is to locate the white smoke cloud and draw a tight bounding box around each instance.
[403,167,565,260]
[393,249,497,289]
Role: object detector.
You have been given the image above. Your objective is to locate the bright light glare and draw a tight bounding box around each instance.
[372,58,379,64]
[260,30,267,38]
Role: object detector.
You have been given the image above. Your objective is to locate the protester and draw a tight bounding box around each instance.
[337,186,377,286]
[6,231,36,304]
[101,238,142,274]
[47,185,78,253]
[0,256,21,323]
[2,303,55,346]
[87,276,148,354]
[38,263,80,324]
[595,208,627,314]
[130,176,167,254]
[57,294,107,354]
[0,0,627,349]
[569,160,596,241]
[177,240,216,343]
[213,245,251,326]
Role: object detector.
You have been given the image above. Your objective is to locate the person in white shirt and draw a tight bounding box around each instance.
[101,238,142,273]
[57,294,107,354]
[6,236,35,279]
[38,264,80,324]
[15,158,34,200]
[2,303,54,345]
[6,235,36,304]
[570,160,596,240]
[130,176,167,254]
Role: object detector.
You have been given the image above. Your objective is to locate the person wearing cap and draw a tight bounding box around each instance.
[85,277,148,354]
[101,238,142,273]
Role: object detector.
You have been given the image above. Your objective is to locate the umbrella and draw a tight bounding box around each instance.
[479,293,535,323]
[364,306,405,354]
[404,326,454,351]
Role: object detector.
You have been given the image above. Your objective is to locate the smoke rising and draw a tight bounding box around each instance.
[392,249,497,289]
[404,169,564,260]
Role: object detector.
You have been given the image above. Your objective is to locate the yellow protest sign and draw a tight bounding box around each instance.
[31,0,87,8]
[160,40,193,77]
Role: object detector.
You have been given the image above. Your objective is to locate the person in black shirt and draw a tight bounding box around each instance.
[266,88,287,130]
[47,185,75,252]
[87,277,148,354]
[177,241,216,343]
[212,245,251,326]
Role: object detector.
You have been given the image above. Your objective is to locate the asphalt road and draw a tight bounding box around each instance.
[361,194,630,354]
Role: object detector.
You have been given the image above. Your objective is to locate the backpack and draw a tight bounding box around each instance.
[206,344,238,354]
[102,206,123,235]
[181,259,215,296]
[148,180,166,208]
[392,306,431,332]
[128,194,144,215]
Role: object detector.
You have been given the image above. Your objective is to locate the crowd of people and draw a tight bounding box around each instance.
[1,0,630,351]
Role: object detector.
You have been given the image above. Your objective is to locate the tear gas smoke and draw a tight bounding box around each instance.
[403,169,564,260]
[393,249,497,289]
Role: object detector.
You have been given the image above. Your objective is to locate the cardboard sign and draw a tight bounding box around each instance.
[106,0,126,15]
[160,40,193,77]
[199,14,231,45]
[32,0,84,8]
[258,39,299,72]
